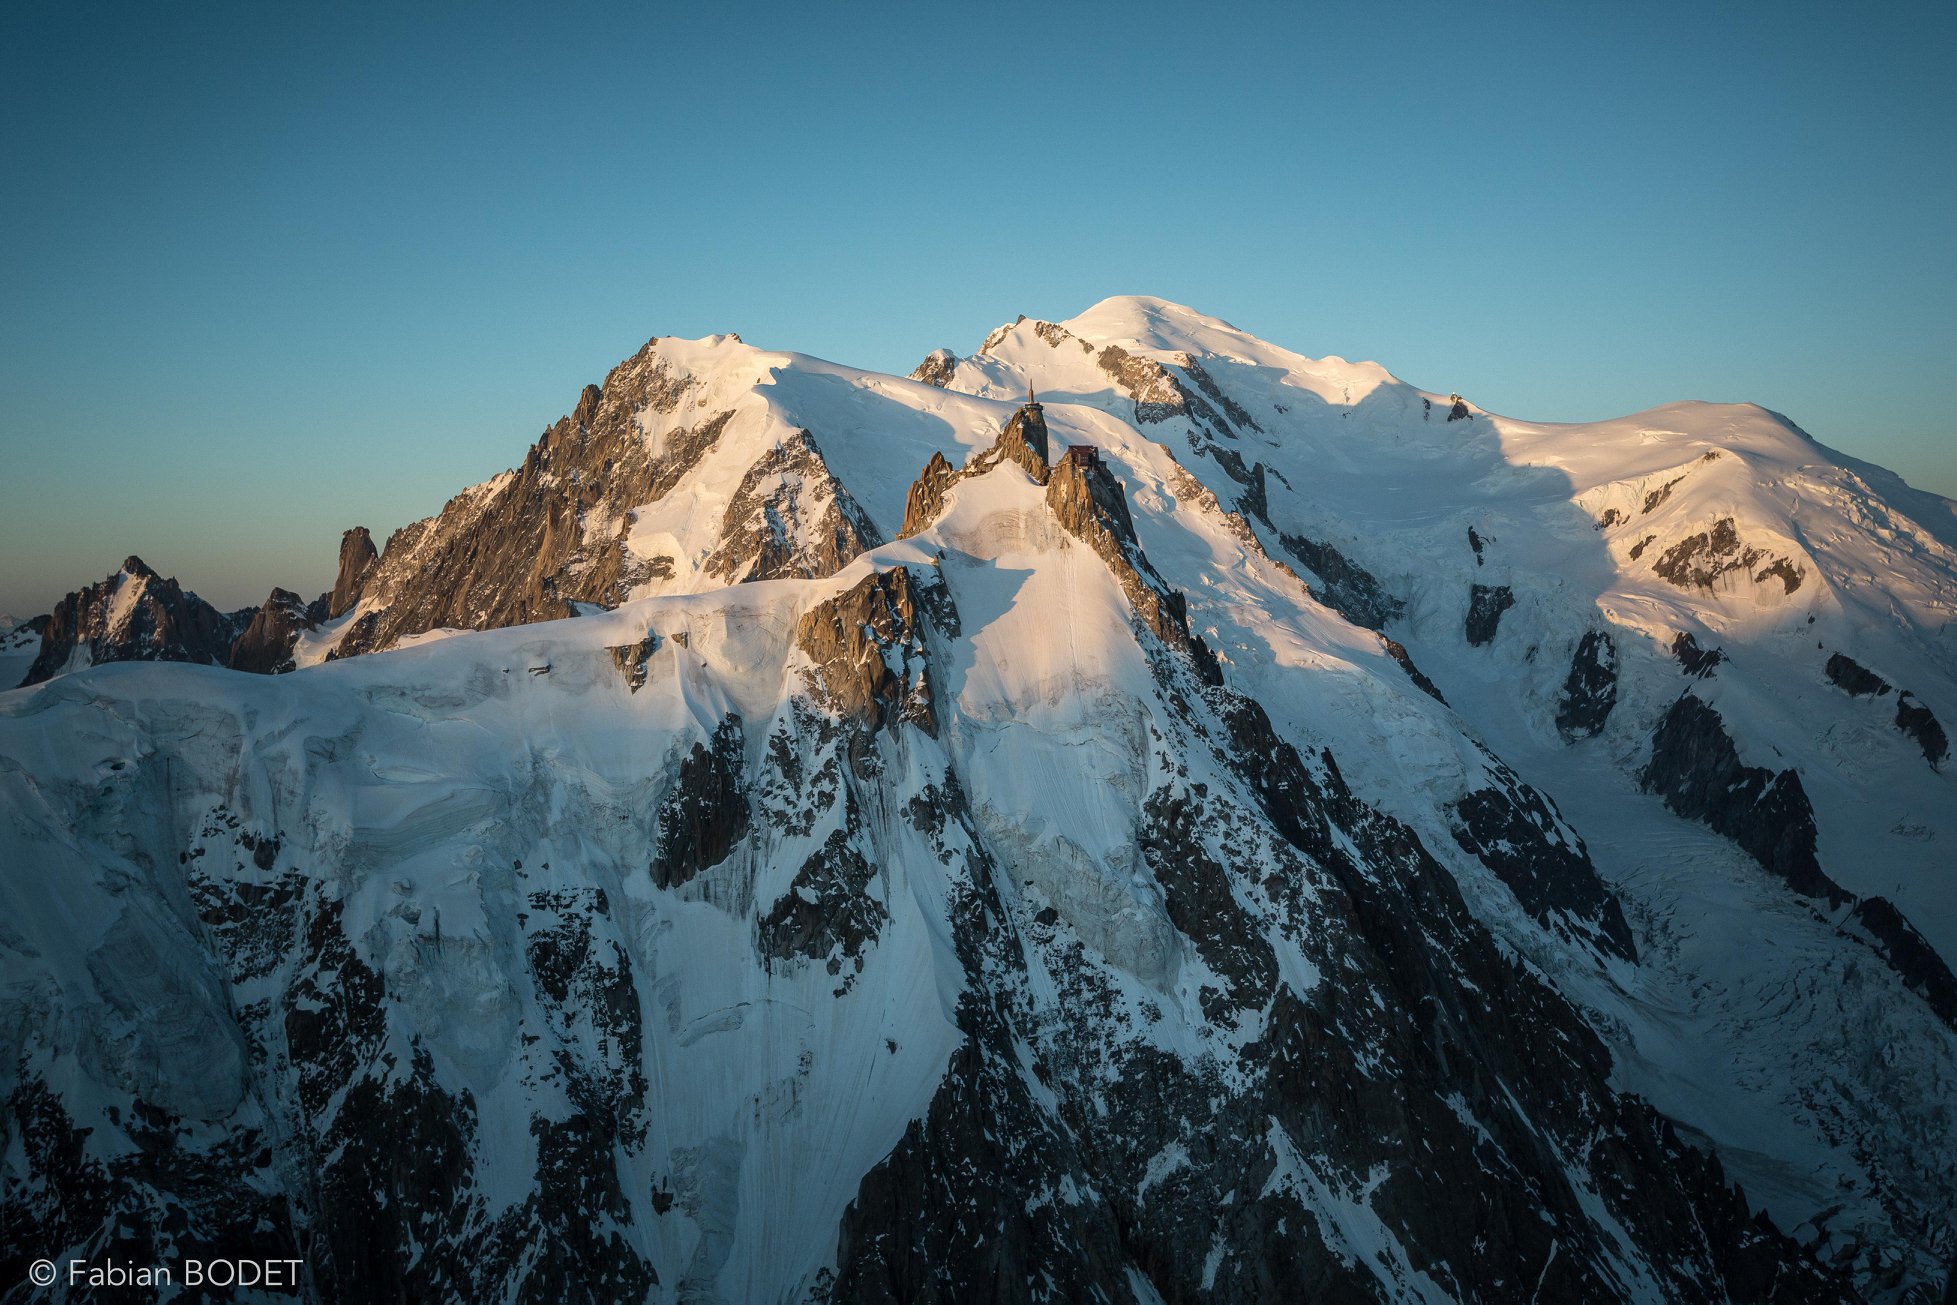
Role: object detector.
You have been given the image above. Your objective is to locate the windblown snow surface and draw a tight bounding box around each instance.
[2,298,1953,1302]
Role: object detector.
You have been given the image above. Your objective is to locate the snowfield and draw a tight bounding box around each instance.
[2,297,1952,1302]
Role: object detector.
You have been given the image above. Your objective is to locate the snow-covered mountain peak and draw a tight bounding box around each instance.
[953,301,1413,451]
[17,553,245,685]
[1059,295,1398,390]
[1058,293,1245,349]
[7,299,1957,1299]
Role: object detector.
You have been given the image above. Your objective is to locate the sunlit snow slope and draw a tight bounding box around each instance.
[3,298,1953,1303]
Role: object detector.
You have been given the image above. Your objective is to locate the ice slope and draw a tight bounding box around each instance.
[930,297,1957,1292]
[0,521,1679,1300]
[1453,685,1957,1296]
[4,296,1954,1298]
[0,579,975,1301]
[943,297,1957,948]
[0,456,1853,1299]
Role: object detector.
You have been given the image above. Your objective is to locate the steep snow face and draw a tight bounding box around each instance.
[0,515,1849,1302]
[4,297,1955,1299]
[962,298,1416,444]
[935,299,1957,1291]
[920,464,1183,985]
[1060,294,1402,411]
[309,334,1032,669]
[944,301,1957,947]
[0,585,976,1302]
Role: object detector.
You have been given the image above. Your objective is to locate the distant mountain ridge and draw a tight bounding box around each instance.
[17,554,283,686]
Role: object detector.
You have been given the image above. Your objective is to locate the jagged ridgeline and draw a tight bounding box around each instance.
[4,298,1955,1301]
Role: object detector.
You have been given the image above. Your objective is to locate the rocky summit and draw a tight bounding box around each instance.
[3,297,1955,1302]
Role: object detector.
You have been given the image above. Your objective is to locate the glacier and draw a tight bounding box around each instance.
[1,296,1953,1302]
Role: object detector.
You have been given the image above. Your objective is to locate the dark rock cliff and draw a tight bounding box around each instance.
[330,343,877,658]
[1556,630,1619,740]
[1464,583,1514,647]
[1827,652,1892,698]
[907,348,957,388]
[1824,654,1948,768]
[1848,897,1957,1031]
[757,801,888,981]
[1452,751,1638,960]
[1380,635,1447,704]
[1643,694,1956,1035]
[21,556,234,687]
[1094,338,1252,435]
[1642,694,1840,905]
[997,401,1050,476]
[228,587,318,675]
[1653,517,1805,594]
[649,716,749,891]
[823,659,1847,1303]
[899,401,1052,539]
[1895,692,1948,769]
[795,567,944,738]
[329,527,379,618]
[1277,532,1404,630]
[700,430,881,584]
[1045,453,1222,685]
[900,451,963,538]
[1672,631,1725,677]
[607,632,660,692]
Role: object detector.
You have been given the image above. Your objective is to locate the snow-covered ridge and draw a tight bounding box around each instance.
[3,296,1954,1299]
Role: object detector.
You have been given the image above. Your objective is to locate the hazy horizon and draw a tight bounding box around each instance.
[4,0,1953,617]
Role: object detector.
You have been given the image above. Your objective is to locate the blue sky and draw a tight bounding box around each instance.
[2,1,1952,615]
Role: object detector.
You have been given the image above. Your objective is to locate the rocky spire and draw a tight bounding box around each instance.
[998,401,1050,477]
[896,400,1054,539]
[19,555,232,686]
[229,587,319,675]
[329,527,380,618]
[1044,450,1220,685]
[907,349,957,388]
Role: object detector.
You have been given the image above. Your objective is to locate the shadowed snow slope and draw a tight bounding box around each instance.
[3,297,1954,1302]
